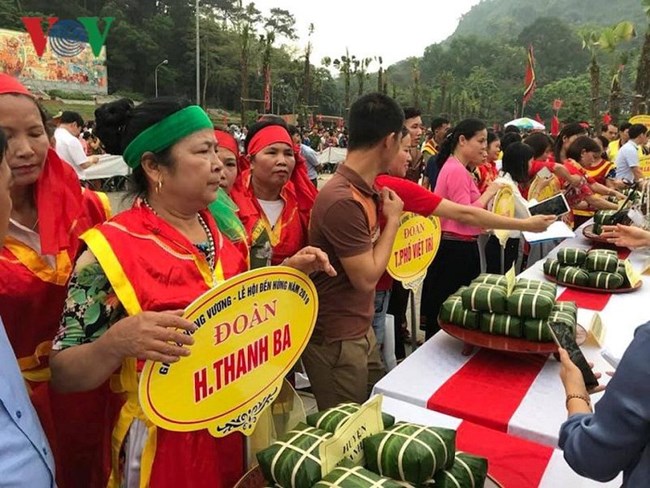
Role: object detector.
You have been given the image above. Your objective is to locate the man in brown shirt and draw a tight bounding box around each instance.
[304,92,404,409]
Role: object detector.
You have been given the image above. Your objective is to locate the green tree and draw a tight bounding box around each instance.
[517,17,590,84]
[259,8,296,113]
[232,1,261,124]
[353,57,372,97]
[322,50,354,111]
[634,0,650,114]
[301,23,314,105]
[528,75,592,122]
[581,21,635,130]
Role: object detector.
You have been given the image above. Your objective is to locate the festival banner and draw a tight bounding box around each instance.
[139,266,318,437]
[0,27,107,94]
[523,45,536,106]
[387,212,441,289]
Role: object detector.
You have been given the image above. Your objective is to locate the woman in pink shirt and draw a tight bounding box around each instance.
[422,119,500,338]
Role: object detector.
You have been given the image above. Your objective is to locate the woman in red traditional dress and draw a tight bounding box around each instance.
[49,97,333,488]
[563,136,624,228]
[0,74,111,488]
[230,120,317,269]
[476,131,501,194]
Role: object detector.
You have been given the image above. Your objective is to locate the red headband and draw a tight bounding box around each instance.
[214,129,240,157]
[247,125,293,157]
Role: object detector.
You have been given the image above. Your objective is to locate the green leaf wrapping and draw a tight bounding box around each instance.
[363,422,456,485]
[524,301,577,342]
[472,273,509,289]
[592,223,603,235]
[461,285,508,314]
[507,290,555,319]
[451,286,471,298]
[556,248,587,266]
[440,296,480,329]
[556,266,590,286]
[588,271,625,290]
[523,318,555,342]
[514,278,557,295]
[593,210,618,225]
[312,465,403,487]
[256,423,331,488]
[543,259,561,277]
[306,403,395,434]
[585,251,619,273]
[432,452,489,488]
[617,260,631,286]
[480,313,523,337]
[553,301,578,316]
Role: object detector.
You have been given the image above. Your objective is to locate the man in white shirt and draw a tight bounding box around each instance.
[615,123,648,183]
[54,111,99,179]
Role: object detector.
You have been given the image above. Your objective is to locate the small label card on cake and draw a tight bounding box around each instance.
[589,313,607,348]
[624,259,641,288]
[319,395,385,473]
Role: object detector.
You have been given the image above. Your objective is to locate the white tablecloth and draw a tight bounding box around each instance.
[374,226,650,448]
[84,154,130,180]
[519,223,650,363]
[380,396,621,487]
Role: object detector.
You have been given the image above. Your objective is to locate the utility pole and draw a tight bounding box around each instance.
[195,0,200,105]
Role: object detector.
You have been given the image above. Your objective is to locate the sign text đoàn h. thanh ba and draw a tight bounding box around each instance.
[21,17,114,58]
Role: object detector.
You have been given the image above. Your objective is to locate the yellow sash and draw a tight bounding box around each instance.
[83,225,227,488]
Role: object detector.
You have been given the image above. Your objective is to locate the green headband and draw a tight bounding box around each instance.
[123,105,213,168]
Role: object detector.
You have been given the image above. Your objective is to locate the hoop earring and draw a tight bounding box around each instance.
[156,178,163,194]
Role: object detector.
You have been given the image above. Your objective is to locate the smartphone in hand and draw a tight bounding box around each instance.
[528,193,571,217]
[548,321,599,390]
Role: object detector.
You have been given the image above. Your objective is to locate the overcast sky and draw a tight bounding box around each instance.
[251,0,482,68]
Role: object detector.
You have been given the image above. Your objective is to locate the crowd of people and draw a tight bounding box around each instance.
[1,69,649,487]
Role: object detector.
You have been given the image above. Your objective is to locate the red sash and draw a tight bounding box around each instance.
[83,204,247,488]
[231,169,310,265]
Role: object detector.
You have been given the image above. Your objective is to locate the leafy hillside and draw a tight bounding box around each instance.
[381,0,648,126]
[450,0,645,42]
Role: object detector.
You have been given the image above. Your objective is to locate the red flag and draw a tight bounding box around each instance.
[602,113,613,126]
[551,116,560,136]
[523,45,536,106]
[263,66,271,112]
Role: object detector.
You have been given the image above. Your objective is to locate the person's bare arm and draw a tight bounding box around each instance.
[585,194,619,210]
[632,166,644,182]
[50,311,196,393]
[554,164,582,187]
[433,199,554,232]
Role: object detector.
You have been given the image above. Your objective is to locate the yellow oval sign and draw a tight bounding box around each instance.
[492,186,516,246]
[630,115,650,129]
[528,175,561,203]
[492,186,516,218]
[138,266,317,437]
[386,212,441,284]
